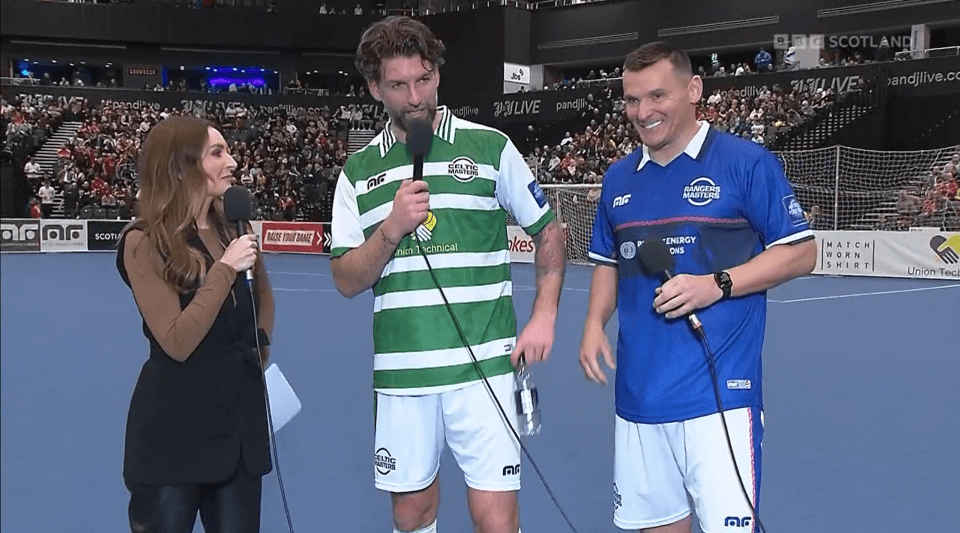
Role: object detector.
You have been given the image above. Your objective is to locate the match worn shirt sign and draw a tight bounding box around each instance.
[332,107,555,395]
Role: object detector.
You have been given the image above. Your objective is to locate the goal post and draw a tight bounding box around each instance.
[541,184,601,265]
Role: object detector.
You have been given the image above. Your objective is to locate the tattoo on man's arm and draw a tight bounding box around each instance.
[533,219,566,279]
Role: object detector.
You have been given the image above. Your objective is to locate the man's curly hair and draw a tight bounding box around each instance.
[355,16,446,83]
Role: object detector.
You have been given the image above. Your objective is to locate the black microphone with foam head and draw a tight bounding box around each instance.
[406,118,434,181]
[223,185,256,284]
[637,238,704,334]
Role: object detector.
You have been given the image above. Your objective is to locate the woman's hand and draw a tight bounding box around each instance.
[219,234,259,273]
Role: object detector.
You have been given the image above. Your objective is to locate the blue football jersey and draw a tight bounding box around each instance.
[589,123,812,424]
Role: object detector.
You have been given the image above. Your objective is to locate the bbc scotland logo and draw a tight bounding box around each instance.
[774,33,911,50]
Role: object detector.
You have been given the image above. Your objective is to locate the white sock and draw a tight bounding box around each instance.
[394,519,437,533]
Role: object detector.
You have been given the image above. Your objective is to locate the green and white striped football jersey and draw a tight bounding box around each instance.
[331,107,555,395]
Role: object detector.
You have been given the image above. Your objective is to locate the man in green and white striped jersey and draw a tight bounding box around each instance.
[330,16,566,533]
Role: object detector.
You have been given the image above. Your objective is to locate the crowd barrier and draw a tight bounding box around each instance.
[0,220,536,262]
[3,219,957,280]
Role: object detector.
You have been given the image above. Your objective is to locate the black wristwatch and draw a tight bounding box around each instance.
[714,271,733,299]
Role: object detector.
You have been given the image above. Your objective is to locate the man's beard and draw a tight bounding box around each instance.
[392,105,438,133]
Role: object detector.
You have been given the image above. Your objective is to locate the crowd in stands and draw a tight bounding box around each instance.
[891,154,960,231]
[3,93,61,156]
[543,36,907,93]
[519,80,836,189]
[2,89,394,222]
[4,75,957,231]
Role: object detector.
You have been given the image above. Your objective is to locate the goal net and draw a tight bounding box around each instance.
[542,144,960,265]
[778,144,959,231]
[542,184,602,265]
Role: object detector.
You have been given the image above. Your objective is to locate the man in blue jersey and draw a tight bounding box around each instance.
[579,42,817,533]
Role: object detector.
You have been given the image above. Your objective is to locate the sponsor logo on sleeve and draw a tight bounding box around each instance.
[528,181,548,208]
[783,195,807,227]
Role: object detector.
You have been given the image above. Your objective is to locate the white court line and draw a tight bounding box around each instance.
[274,287,342,292]
[769,283,960,304]
[270,271,332,277]
[514,285,590,292]
[275,286,592,293]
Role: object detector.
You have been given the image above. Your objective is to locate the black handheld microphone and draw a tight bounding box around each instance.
[406,118,434,181]
[637,239,704,334]
[223,185,256,284]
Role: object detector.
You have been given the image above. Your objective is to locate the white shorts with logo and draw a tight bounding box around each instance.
[613,407,763,532]
[373,373,521,493]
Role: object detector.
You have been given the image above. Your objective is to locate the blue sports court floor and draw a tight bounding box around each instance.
[2,252,958,533]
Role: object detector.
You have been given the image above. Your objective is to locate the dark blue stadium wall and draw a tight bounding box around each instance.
[6,1,958,75]
[0,1,512,102]
[886,92,960,150]
[0,0,371,51]
[531,0,960,65]
[426,8,508,106]
[834,108,887,150]
[504,6,532,67]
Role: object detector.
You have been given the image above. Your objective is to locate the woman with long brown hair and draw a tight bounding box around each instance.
[117,115,274,532]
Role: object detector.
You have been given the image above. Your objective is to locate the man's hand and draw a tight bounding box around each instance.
[511,313,556,368]
[653,273,723,319]
[578,322,615,384]
[382,179,429,243]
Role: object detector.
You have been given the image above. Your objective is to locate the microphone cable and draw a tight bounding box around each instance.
[688,325,767,533]
[414,234,582,533]
[245,272,297,533]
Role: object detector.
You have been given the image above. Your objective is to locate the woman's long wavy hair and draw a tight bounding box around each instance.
[133,115,232,293]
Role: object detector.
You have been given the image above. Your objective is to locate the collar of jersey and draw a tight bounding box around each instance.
[379,106,454,158]
[636,120,710,171]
